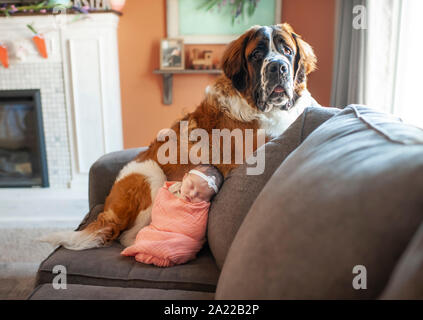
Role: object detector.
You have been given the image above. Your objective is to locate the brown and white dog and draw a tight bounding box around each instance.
[42,23,317,250]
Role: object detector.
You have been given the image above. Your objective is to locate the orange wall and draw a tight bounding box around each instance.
[118,0,335,148]
[282,0,336,108]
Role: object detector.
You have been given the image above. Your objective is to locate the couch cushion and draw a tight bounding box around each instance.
[207,106,340,269]
[29,284,214,300]
[380,221,423,299]
[216,105,423,299]
[35,240,219,293]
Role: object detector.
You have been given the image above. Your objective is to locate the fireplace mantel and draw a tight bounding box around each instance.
[0,13,123,189]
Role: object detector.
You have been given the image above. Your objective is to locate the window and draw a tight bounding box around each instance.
[366,0,423,128]
[391,0,423,128]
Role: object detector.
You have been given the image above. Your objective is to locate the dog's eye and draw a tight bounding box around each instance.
[251,50,264,61]
[283,46,293,56]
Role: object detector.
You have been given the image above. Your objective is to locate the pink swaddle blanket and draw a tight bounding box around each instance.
[120,181,210,267]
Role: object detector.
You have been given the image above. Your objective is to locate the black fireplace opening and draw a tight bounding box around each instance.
[0,89,49,187]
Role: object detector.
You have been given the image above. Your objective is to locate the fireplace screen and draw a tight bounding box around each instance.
[0,90,49,187]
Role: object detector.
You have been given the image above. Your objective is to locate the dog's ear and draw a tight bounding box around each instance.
[277,23,316,84]
[292,32,317,86]
[221,27,256,92]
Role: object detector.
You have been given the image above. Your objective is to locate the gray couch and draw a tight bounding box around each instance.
[29,105,423,299]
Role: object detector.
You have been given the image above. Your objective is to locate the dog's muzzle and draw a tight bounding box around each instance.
[257,57,294,112]
[267,60,292,94]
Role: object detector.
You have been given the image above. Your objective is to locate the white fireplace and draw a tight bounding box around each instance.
[0,12,123,190]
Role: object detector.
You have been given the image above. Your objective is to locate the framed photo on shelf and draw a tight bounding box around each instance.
[160,38,185,70]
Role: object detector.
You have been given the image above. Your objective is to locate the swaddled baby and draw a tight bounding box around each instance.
[120,164,223,267]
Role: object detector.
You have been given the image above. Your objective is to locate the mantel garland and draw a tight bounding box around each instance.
[0,0,112,16]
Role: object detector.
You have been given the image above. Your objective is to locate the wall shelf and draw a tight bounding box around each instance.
[153,69,222,105]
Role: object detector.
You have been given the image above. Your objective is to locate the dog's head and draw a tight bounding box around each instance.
[221,23,316,112]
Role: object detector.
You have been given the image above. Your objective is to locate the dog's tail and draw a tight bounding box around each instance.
[37,230,105,250]
[38,210,123,250]
[38,159,167,251]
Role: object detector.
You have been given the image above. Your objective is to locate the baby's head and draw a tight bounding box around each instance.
[180,165,223,203]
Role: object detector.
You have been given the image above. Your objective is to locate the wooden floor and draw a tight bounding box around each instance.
[0,277,36,300]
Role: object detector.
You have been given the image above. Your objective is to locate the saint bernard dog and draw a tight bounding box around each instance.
[42,23,317,250]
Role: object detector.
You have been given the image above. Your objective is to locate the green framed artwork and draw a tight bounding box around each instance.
[167,0,282,44]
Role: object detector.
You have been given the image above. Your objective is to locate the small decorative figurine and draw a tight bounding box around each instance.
[190,49,214,70]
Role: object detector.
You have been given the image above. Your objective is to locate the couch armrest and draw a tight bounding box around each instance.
[88,147,147,210]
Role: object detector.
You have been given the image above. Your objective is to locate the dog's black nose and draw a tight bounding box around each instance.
[268,60,289,76]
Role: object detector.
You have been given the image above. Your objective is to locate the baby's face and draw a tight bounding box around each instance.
[180,172,215,203]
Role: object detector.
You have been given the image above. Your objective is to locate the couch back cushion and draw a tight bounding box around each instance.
[215,105,423,299]
[207,106,340,269]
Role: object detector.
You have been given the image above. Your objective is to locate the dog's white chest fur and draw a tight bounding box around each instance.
[258,90,313,138]
[207,85,313,139]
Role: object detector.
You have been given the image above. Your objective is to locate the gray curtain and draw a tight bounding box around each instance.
[331,0,368,107]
